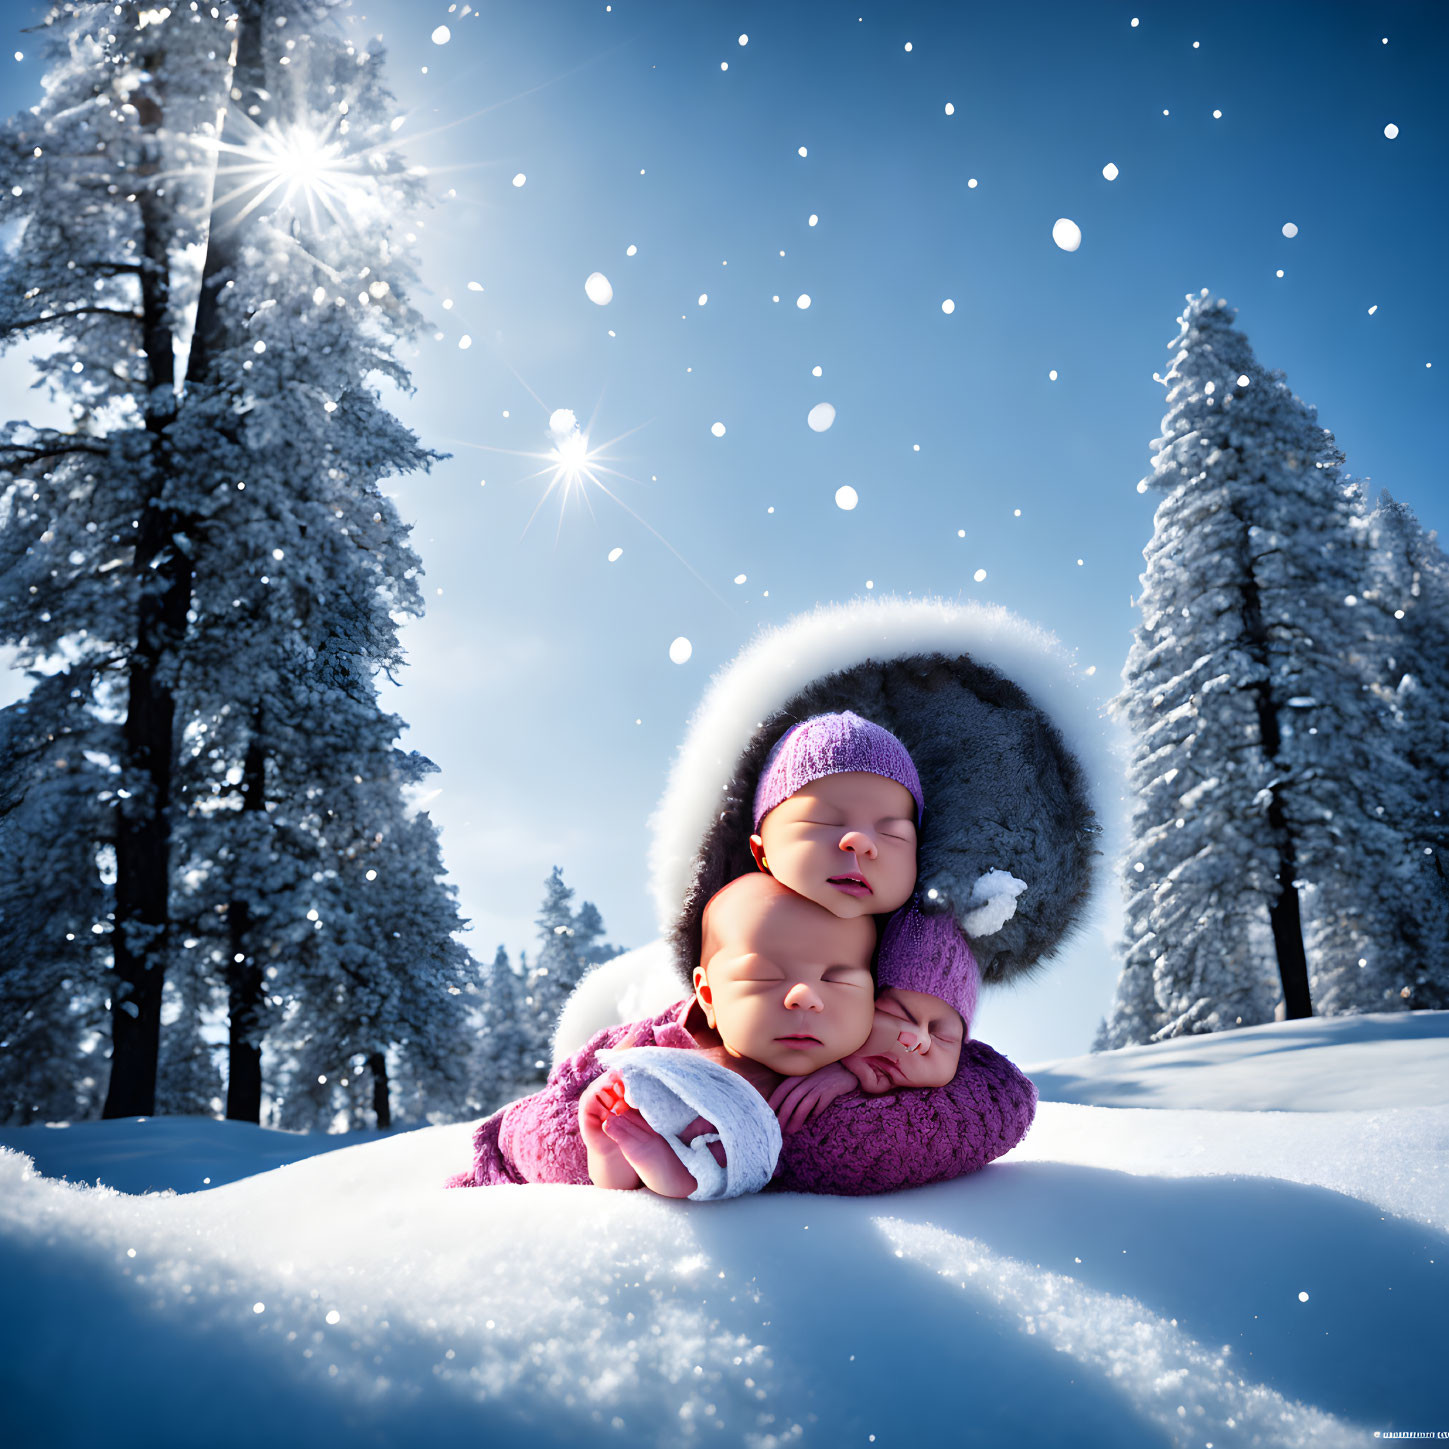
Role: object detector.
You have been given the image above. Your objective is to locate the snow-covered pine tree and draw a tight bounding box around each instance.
[0,672,112,1123]
[2,2,480,1122]
[521,868,623,1086]
[469,944,529,1111]
[1103,290,1417,1047]
[0,2,231,1118]
[572,899,627,972]
[1354,491,1449,1009]
[522,868,582,1083]
[166,0,474,1128]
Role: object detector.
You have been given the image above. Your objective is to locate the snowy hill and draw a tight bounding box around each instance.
[3,1012,1446,1449]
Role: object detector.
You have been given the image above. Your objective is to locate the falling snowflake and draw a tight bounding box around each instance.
[1052,218,1082,251]
[431,25,451,45]
[835,486,859,511]
[807,403,836,432]
[669,637,693,664]
[585,272,613,305]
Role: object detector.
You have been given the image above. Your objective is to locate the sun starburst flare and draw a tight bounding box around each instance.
[446,407,732,610]
[205,116,375,234]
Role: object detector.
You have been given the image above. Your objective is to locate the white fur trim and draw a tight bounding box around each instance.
[551,940,684,1067]
[647,596,1129,936]
[963,869,1029,937]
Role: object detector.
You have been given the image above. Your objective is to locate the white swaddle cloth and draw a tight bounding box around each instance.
[594,1046,783,1201]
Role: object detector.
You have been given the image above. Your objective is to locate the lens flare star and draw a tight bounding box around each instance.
[207,118,372,233]
[445,403,730,608]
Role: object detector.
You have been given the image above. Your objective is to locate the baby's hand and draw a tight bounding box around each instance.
[767,1062,858,1133]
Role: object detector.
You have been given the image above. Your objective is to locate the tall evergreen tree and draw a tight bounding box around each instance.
[1,1,478,1121]
[520,868,623,1087]
[471,944,528,1110]
[0,0,230,1118]
[0,673,112,1122]
[1353,492,1449,1008]
[1103,290,1426,1047]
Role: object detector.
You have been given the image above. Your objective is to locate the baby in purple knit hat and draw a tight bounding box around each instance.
[747,710,981,1131]
[746,710,922,921]
[584,711,982,1193]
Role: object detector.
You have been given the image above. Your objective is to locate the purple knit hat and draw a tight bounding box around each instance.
[751,711,924,833]
[875,899,980,1030]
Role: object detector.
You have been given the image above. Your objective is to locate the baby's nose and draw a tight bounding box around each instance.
[783,980,824,1011]
[898,1027,928,1055]
[838,828,877,858]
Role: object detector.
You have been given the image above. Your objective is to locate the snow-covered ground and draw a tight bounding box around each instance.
[3,1011,1446,1449]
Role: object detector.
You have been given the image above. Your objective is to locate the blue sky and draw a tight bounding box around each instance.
[2,1,1445,1062]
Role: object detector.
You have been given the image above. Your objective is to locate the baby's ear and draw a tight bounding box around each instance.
[748,834,769,872]
[692,965,712,1007]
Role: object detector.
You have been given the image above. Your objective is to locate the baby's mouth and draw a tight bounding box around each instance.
[827,873,872,895]
[777,1034,822,1046]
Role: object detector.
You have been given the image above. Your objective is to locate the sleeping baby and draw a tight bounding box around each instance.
[580,874,977,1199]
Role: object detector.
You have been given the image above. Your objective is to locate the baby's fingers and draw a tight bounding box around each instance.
[784,1093,820,1134]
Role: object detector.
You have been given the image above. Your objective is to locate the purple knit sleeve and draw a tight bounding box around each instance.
[767,1039,1038,1196]
[444,1105,521,1188]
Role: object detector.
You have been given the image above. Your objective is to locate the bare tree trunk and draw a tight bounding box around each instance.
[369,1051,391,1131]
[1238,512,1313,1020]
[225,725,268,1121]
[104,74,188,1119]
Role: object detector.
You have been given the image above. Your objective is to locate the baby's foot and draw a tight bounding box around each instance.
[580,1070,642,1190]
[602,1109,700,1199]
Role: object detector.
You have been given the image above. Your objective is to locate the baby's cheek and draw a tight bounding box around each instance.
[935,1044,963,1084]
[845,997,877,1053]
